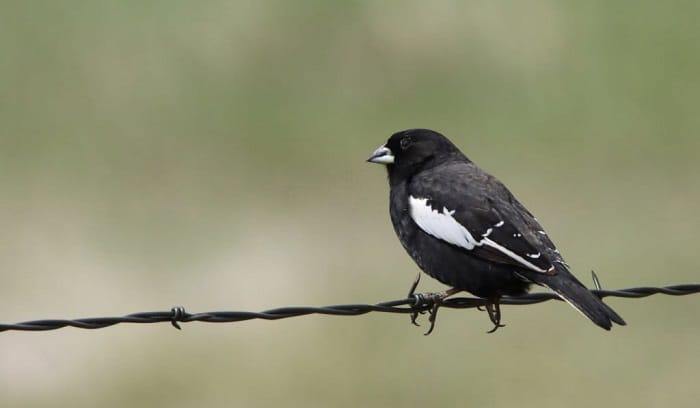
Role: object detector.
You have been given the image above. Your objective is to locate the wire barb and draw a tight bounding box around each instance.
[170,306,187,330]
[0,283,698,333]
[591,271,602,291]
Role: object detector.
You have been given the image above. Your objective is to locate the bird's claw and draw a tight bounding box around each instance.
[424,301,441,335]
[421,288,461,335]
[486,323,506,334]
[484,302,506,334]
[408,291,445,335]
[409,288,461,335]
[410,310,425,326]
[409,294,426,327]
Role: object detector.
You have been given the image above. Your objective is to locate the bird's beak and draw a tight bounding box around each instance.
[366,145,395,164]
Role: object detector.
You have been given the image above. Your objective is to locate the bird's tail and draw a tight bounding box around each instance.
[527,269,626,330]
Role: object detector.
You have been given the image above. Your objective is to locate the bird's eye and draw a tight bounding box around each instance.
[400,137,412,150]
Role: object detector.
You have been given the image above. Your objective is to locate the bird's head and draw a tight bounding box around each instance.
[367,129,465,172]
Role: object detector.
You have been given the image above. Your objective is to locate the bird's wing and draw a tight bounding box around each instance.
[408,162,563,274]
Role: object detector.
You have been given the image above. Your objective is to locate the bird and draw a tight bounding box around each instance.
[367,128,625,334]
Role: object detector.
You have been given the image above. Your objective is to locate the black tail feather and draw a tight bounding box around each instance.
[527,270,626,330]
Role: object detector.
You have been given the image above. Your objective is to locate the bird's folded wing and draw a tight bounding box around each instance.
[408,178,558,274]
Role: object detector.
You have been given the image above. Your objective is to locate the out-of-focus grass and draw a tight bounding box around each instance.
[1,1,698,407]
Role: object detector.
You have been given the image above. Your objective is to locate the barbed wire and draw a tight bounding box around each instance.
[1,283,697,333]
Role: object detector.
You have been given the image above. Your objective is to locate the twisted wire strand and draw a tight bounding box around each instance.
[1,284,698,333]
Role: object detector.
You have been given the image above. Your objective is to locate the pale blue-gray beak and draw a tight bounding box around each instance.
[366,145,395,164]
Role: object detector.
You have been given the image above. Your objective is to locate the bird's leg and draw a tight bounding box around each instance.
[423,287,461,336]
[407,273,424,326]
[484,299,506,334]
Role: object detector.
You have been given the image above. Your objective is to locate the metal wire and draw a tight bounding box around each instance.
[1,283,698,333]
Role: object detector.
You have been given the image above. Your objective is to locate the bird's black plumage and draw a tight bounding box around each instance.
[368,128,625,330]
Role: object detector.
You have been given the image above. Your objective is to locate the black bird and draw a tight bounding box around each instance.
[367,129,625,333]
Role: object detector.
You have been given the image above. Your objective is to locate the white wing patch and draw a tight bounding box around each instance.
[409,196,551,273]
[409,196,480,249]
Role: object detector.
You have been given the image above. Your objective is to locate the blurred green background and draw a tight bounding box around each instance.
[1,1,699,407]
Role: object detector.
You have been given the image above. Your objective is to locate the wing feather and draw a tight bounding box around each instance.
[408,161,561,274]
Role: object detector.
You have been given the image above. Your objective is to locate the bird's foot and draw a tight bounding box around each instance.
[484,301,506,334]
[409,287,461,335]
